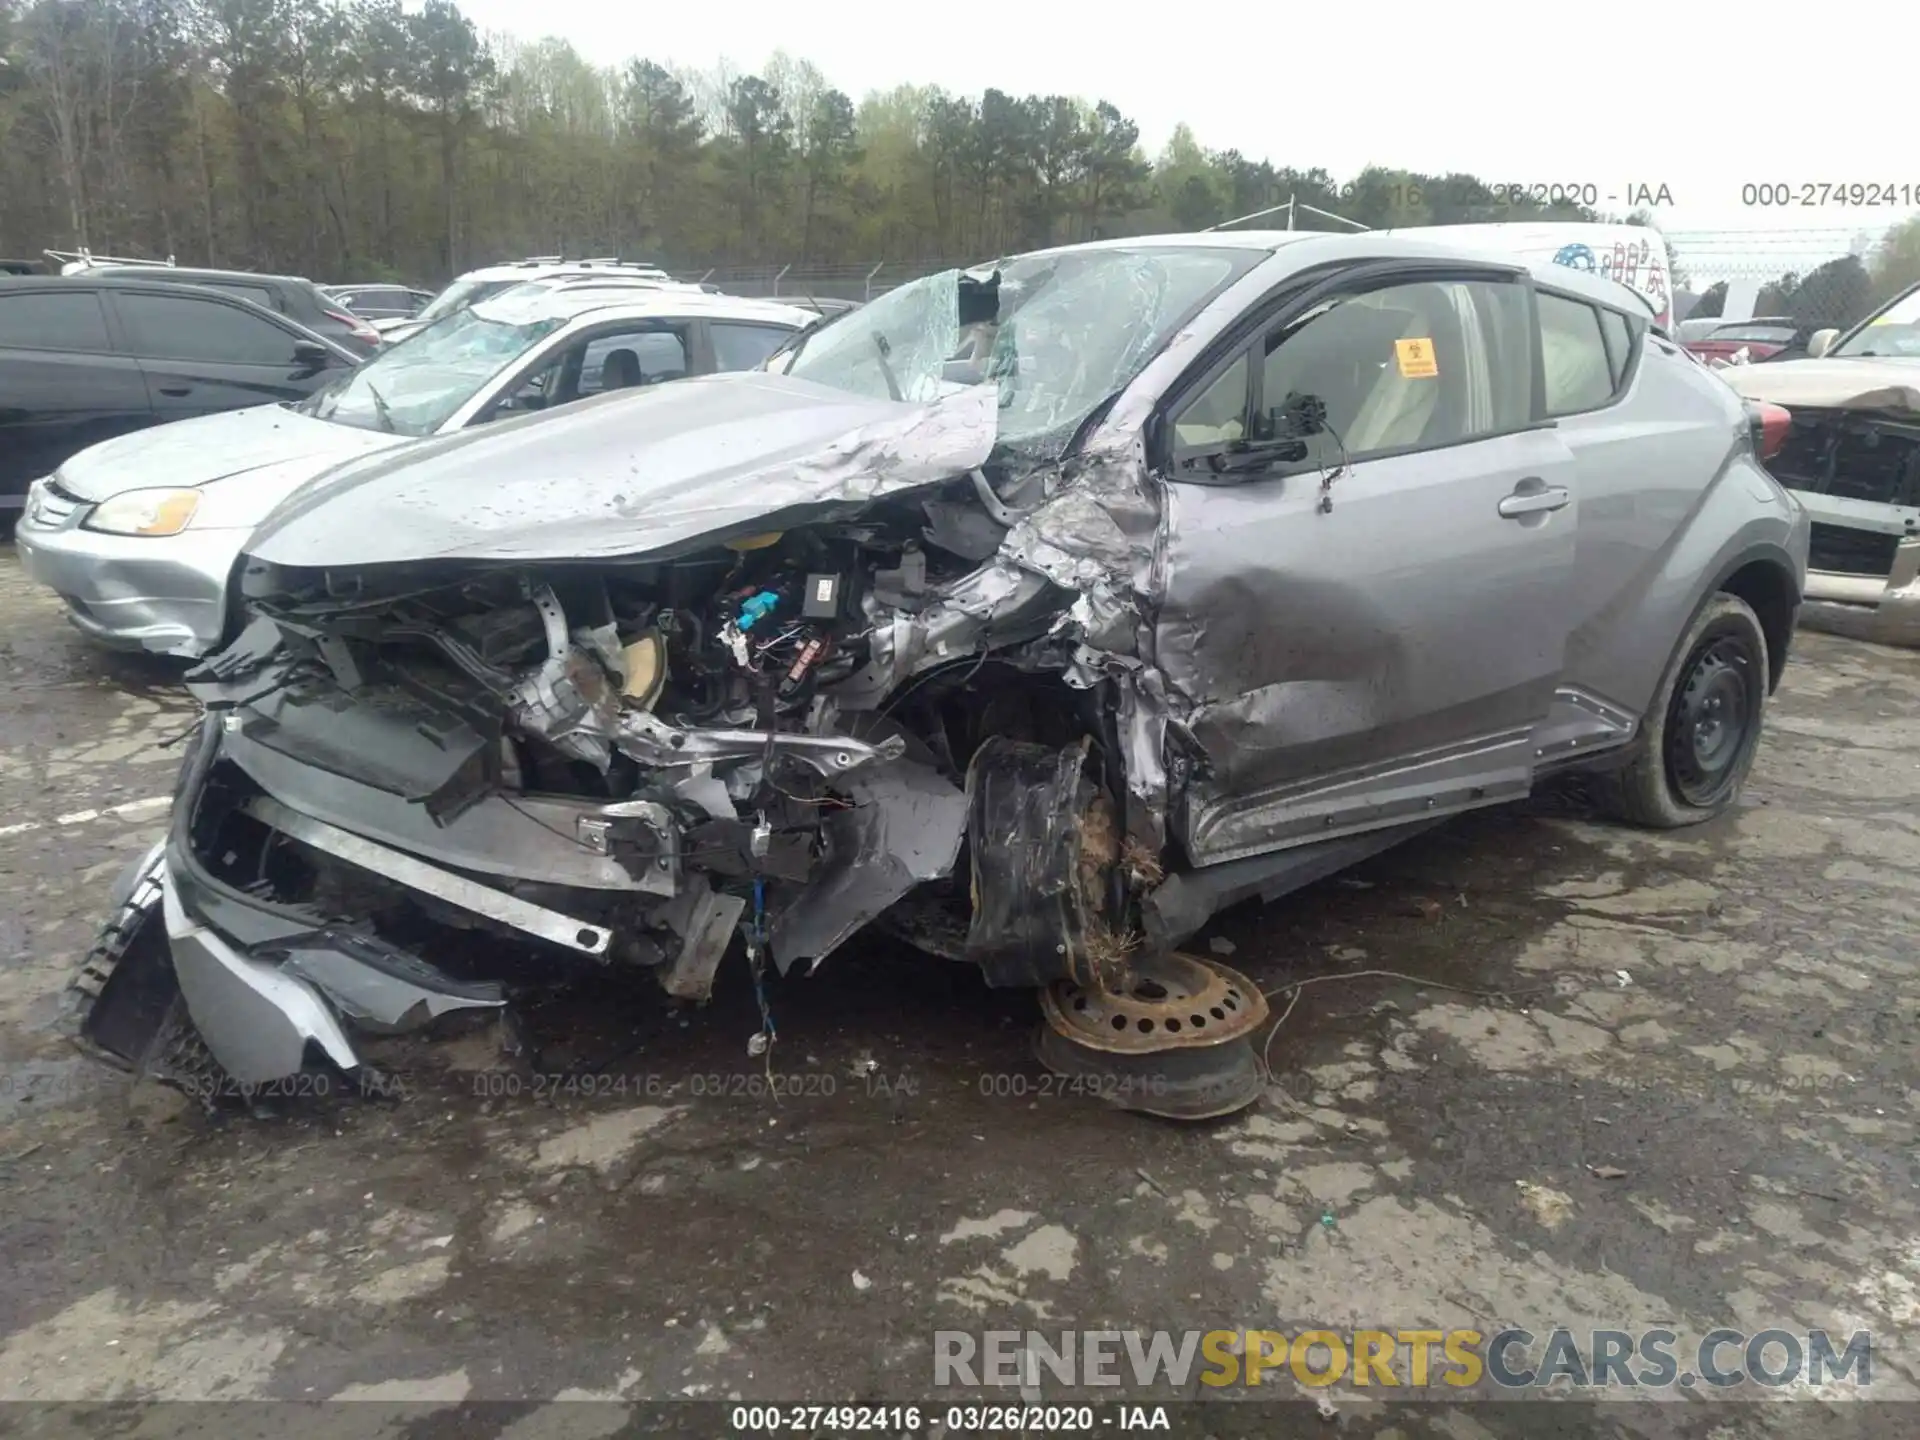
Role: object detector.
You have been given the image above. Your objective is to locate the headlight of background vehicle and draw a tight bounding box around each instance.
[83,488,202,537]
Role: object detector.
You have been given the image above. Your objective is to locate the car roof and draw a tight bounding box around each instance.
[1017,230,1318,259]
[458,260,674,282]
[996,230,1658,318]
[0,274,359,354]
[86,264,312,287]
[472,285,815,327]
[0,273,286,294]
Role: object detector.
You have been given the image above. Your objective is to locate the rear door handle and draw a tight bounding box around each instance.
[1498,479,1571,519]
[157,386,192,397]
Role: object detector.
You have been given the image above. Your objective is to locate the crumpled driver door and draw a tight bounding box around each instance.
[1150,266,1577,866]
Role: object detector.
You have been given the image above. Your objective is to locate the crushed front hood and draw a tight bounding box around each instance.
[57,405,406,503]
[1722,358,1920,414]
[244,372,999,568]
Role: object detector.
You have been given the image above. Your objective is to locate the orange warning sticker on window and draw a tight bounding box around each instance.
[1395,337,1439,378]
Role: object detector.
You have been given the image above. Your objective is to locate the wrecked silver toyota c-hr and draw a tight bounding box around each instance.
[70,232,1811,1119]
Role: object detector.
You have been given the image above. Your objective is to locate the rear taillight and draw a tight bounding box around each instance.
[1747,401,1792,461]
[326,306,381,345]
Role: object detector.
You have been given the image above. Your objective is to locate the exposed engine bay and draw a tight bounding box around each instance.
[174,473,1137,1022]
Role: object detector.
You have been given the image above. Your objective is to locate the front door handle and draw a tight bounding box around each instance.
[157,386,192,397]
[1498,478,1571,519]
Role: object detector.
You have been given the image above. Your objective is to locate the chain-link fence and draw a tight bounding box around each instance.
[1668,229,1896,336]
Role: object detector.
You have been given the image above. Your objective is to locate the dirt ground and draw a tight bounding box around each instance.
[3,544,1918,1437]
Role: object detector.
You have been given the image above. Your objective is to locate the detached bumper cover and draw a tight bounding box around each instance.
[158,717,506,1084]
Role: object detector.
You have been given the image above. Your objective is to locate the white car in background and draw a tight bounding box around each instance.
[16,287,813,657]
[1720,281,1920,643]
[373,257,687,344]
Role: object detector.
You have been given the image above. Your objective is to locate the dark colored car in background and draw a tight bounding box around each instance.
[0,275,359,526]
[1682,316,1803,365]
[325,284,435,321]
[81,264,384,355]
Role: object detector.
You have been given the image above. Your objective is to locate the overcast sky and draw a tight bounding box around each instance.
[458,0,1909,265]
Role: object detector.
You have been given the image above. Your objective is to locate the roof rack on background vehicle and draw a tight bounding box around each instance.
[498,255,671,273]
[45,247,178,275]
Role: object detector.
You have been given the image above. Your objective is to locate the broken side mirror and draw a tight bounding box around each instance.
[1266,391,1327,440]
[1806,328,1838,358]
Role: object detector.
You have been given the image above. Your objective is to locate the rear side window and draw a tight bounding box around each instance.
[0,291,112,353]
[1536,291,1617,416]
[711,321,798,372]
[576,329,690,395]
[115,291,299,364]
[1597,309,1636,387]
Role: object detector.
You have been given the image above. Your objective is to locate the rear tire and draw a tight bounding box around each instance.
[1598,592,1769,829]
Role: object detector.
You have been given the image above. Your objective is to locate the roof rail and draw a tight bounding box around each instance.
[45,246,177,275]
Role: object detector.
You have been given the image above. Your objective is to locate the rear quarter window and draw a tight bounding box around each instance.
[1597,309,1637,387]
[1537,290,1620,415]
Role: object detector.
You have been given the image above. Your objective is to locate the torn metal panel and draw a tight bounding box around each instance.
[768,757,968,972]
[282,946,505,1031]
[507,584,622,770]
[223,729,670,893]
[831,560,1061,711]
[659,875,748,1000]
[963,737,1120,990]
[614,710,903,776]
[163,876,362,1085]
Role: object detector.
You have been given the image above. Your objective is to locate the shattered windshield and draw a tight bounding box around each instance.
[295,302,565,437]
[784,246,1260,457]
[1835,287,1920,358]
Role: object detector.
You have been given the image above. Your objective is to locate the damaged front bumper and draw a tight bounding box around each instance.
[101,674,981,1086]
[119,718,509,1084]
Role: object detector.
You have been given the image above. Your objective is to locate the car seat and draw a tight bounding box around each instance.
[600,349,641,390]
